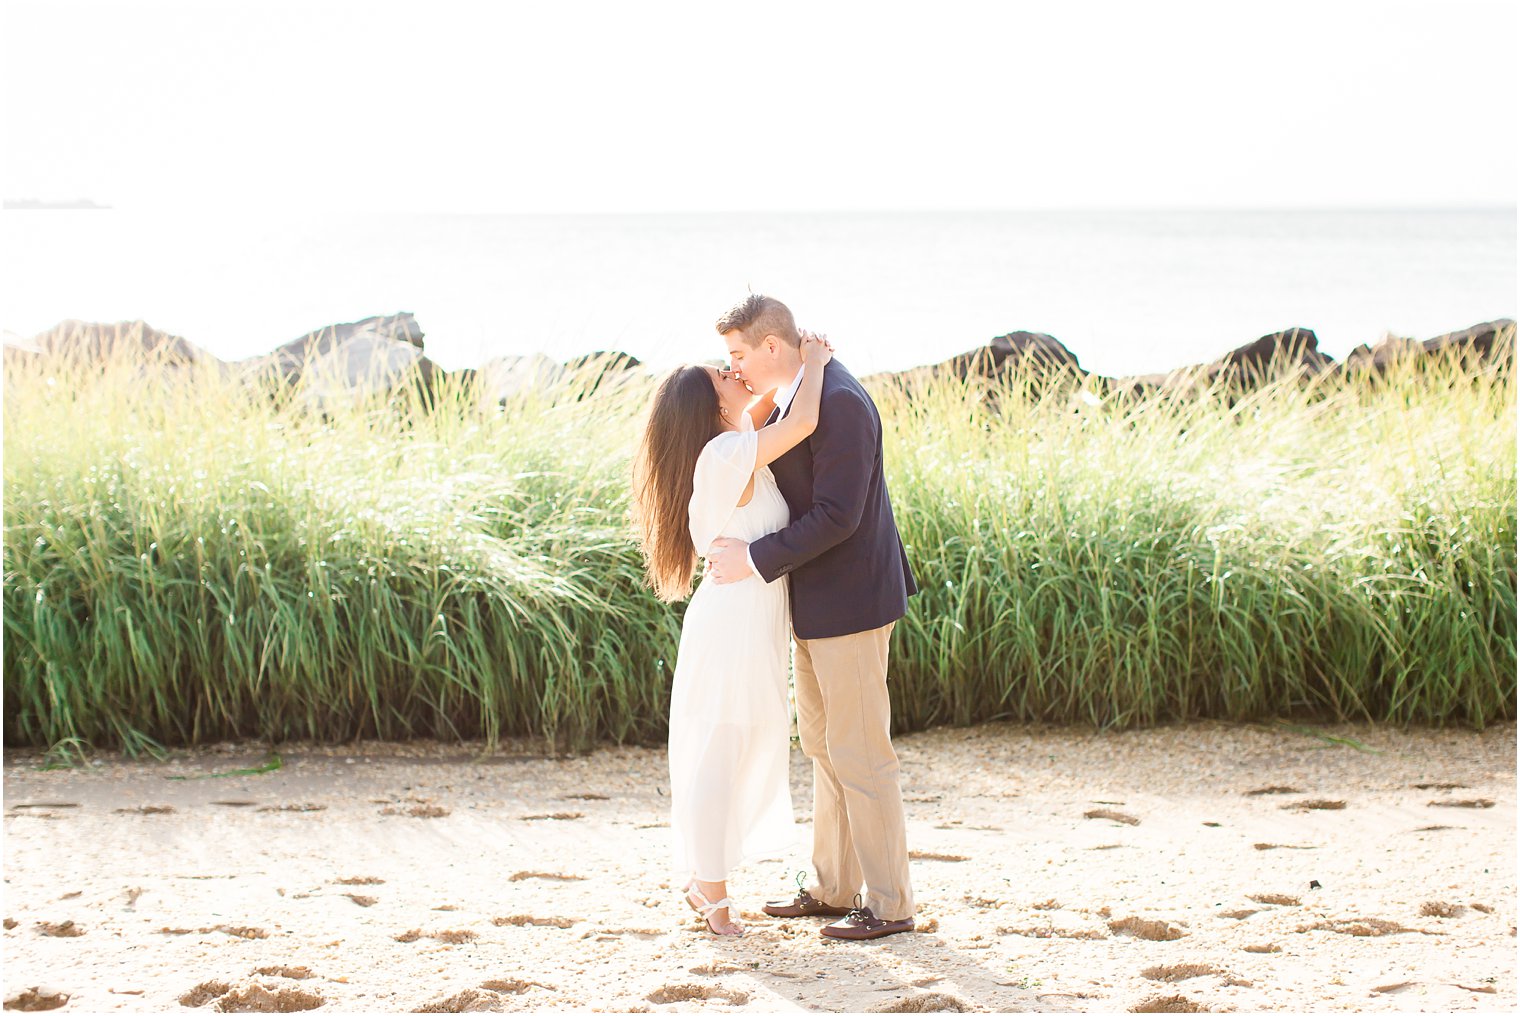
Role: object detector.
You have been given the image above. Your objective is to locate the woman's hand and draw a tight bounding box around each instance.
[800,329,834,367]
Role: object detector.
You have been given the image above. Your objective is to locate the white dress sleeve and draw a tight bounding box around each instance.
[688,428,758,554]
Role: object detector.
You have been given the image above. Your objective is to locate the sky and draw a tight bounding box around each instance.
[3,0,1516,213]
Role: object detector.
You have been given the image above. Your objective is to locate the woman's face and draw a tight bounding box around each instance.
[704,365,752,428]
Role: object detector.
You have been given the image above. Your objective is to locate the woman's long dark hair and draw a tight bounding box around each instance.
[632,365,722,602]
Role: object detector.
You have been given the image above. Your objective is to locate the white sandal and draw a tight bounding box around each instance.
[682,878,744,936]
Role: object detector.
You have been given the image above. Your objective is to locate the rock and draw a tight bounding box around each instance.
[294,333,442,405]
[1113,326,1329,395]
[1344,319,1515,374]
[1343,335,1424,372]
[16,319,216,367]
[242,312,427,385]
[469,350,641,405]
[1423,318,1514,359]
[236,312,446,410]
[941,331,1086,381]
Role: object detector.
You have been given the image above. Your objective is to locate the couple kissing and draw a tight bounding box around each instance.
[632,294,919,942]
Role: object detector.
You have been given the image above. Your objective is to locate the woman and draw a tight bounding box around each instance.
[631,333,833,936]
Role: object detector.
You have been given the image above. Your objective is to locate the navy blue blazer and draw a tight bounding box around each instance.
[749,360,918,640]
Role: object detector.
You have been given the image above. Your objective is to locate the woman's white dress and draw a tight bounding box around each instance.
[668,425,797,882]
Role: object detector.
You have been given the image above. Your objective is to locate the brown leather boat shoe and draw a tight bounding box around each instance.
[819,903,914,941]
[761,888,852,919]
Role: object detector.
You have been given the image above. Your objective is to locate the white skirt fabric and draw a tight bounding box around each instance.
[668,428,797,881]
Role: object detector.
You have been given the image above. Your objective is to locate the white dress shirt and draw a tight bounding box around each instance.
[770,365,806,420]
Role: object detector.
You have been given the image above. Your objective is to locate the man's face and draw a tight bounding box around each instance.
[722,329,765,393]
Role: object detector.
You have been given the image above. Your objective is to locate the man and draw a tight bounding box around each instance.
[706,293,918,941]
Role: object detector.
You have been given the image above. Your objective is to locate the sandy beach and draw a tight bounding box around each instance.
[3,721,1514,1013]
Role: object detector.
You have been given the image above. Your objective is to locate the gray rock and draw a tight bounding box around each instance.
[1344,319,1515,374]
[19,319,216,367]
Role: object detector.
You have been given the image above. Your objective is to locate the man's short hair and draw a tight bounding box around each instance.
[715,294,801,349]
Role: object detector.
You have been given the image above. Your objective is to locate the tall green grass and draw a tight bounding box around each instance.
[882,348,1515,730]
[3,336,1514,755]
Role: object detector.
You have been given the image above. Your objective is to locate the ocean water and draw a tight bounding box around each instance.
[2,209,1513,379]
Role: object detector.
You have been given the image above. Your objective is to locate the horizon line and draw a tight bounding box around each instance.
[2,201,1515,216]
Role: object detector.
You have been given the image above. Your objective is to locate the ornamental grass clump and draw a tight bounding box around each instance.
[3,333,1513,754]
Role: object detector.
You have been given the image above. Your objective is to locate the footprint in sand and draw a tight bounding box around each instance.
[413,988,500,1012]
[1247,893,1300,907]
[211,800,259,808]
[114,805,175,815]
[1108,917,1186,941]
[215,925,269,940]
[997,924,1106,940]
[344,894,378,907]
[1252,843,1315,851]
[492,915,577,928]
[908,851,969,862]
[1297,918,1435,937]
[1412,782,1468,790]
[645,984,749,1005]
[866,992,972,1013]
[508,872,585,883]
[35,921,84,938]
[481,978,555,994]
[10,802,80,810]
[380,804,449,818]
[1244,786,1301,796]
[1084,808,1140,826]
[561,793,610,801]
[394,929,477,944]
[1372,981,1417,995]
[1242,943,1280,953]
[252,966,314,980]
[1281,799,1345,811]
[1141,964,1222,982]
[520,812,585,821]
[1420,901,1466,918]
[334,876,385,886]
[159,925,268,939]
[1131,995,1205,1012]
[4,986,71,1010]
[178,981,232,1007]
[179,980,324,1011]
[257,803,326,813]
[582,927,663,941]
[1428,798,1494,809]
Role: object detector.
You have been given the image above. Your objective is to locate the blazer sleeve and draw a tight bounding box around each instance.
[748,388,873,582]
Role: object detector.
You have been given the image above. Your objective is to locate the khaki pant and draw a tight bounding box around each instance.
[793,621,914,921]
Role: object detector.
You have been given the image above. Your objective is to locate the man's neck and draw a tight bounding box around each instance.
[775,359,804,394]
